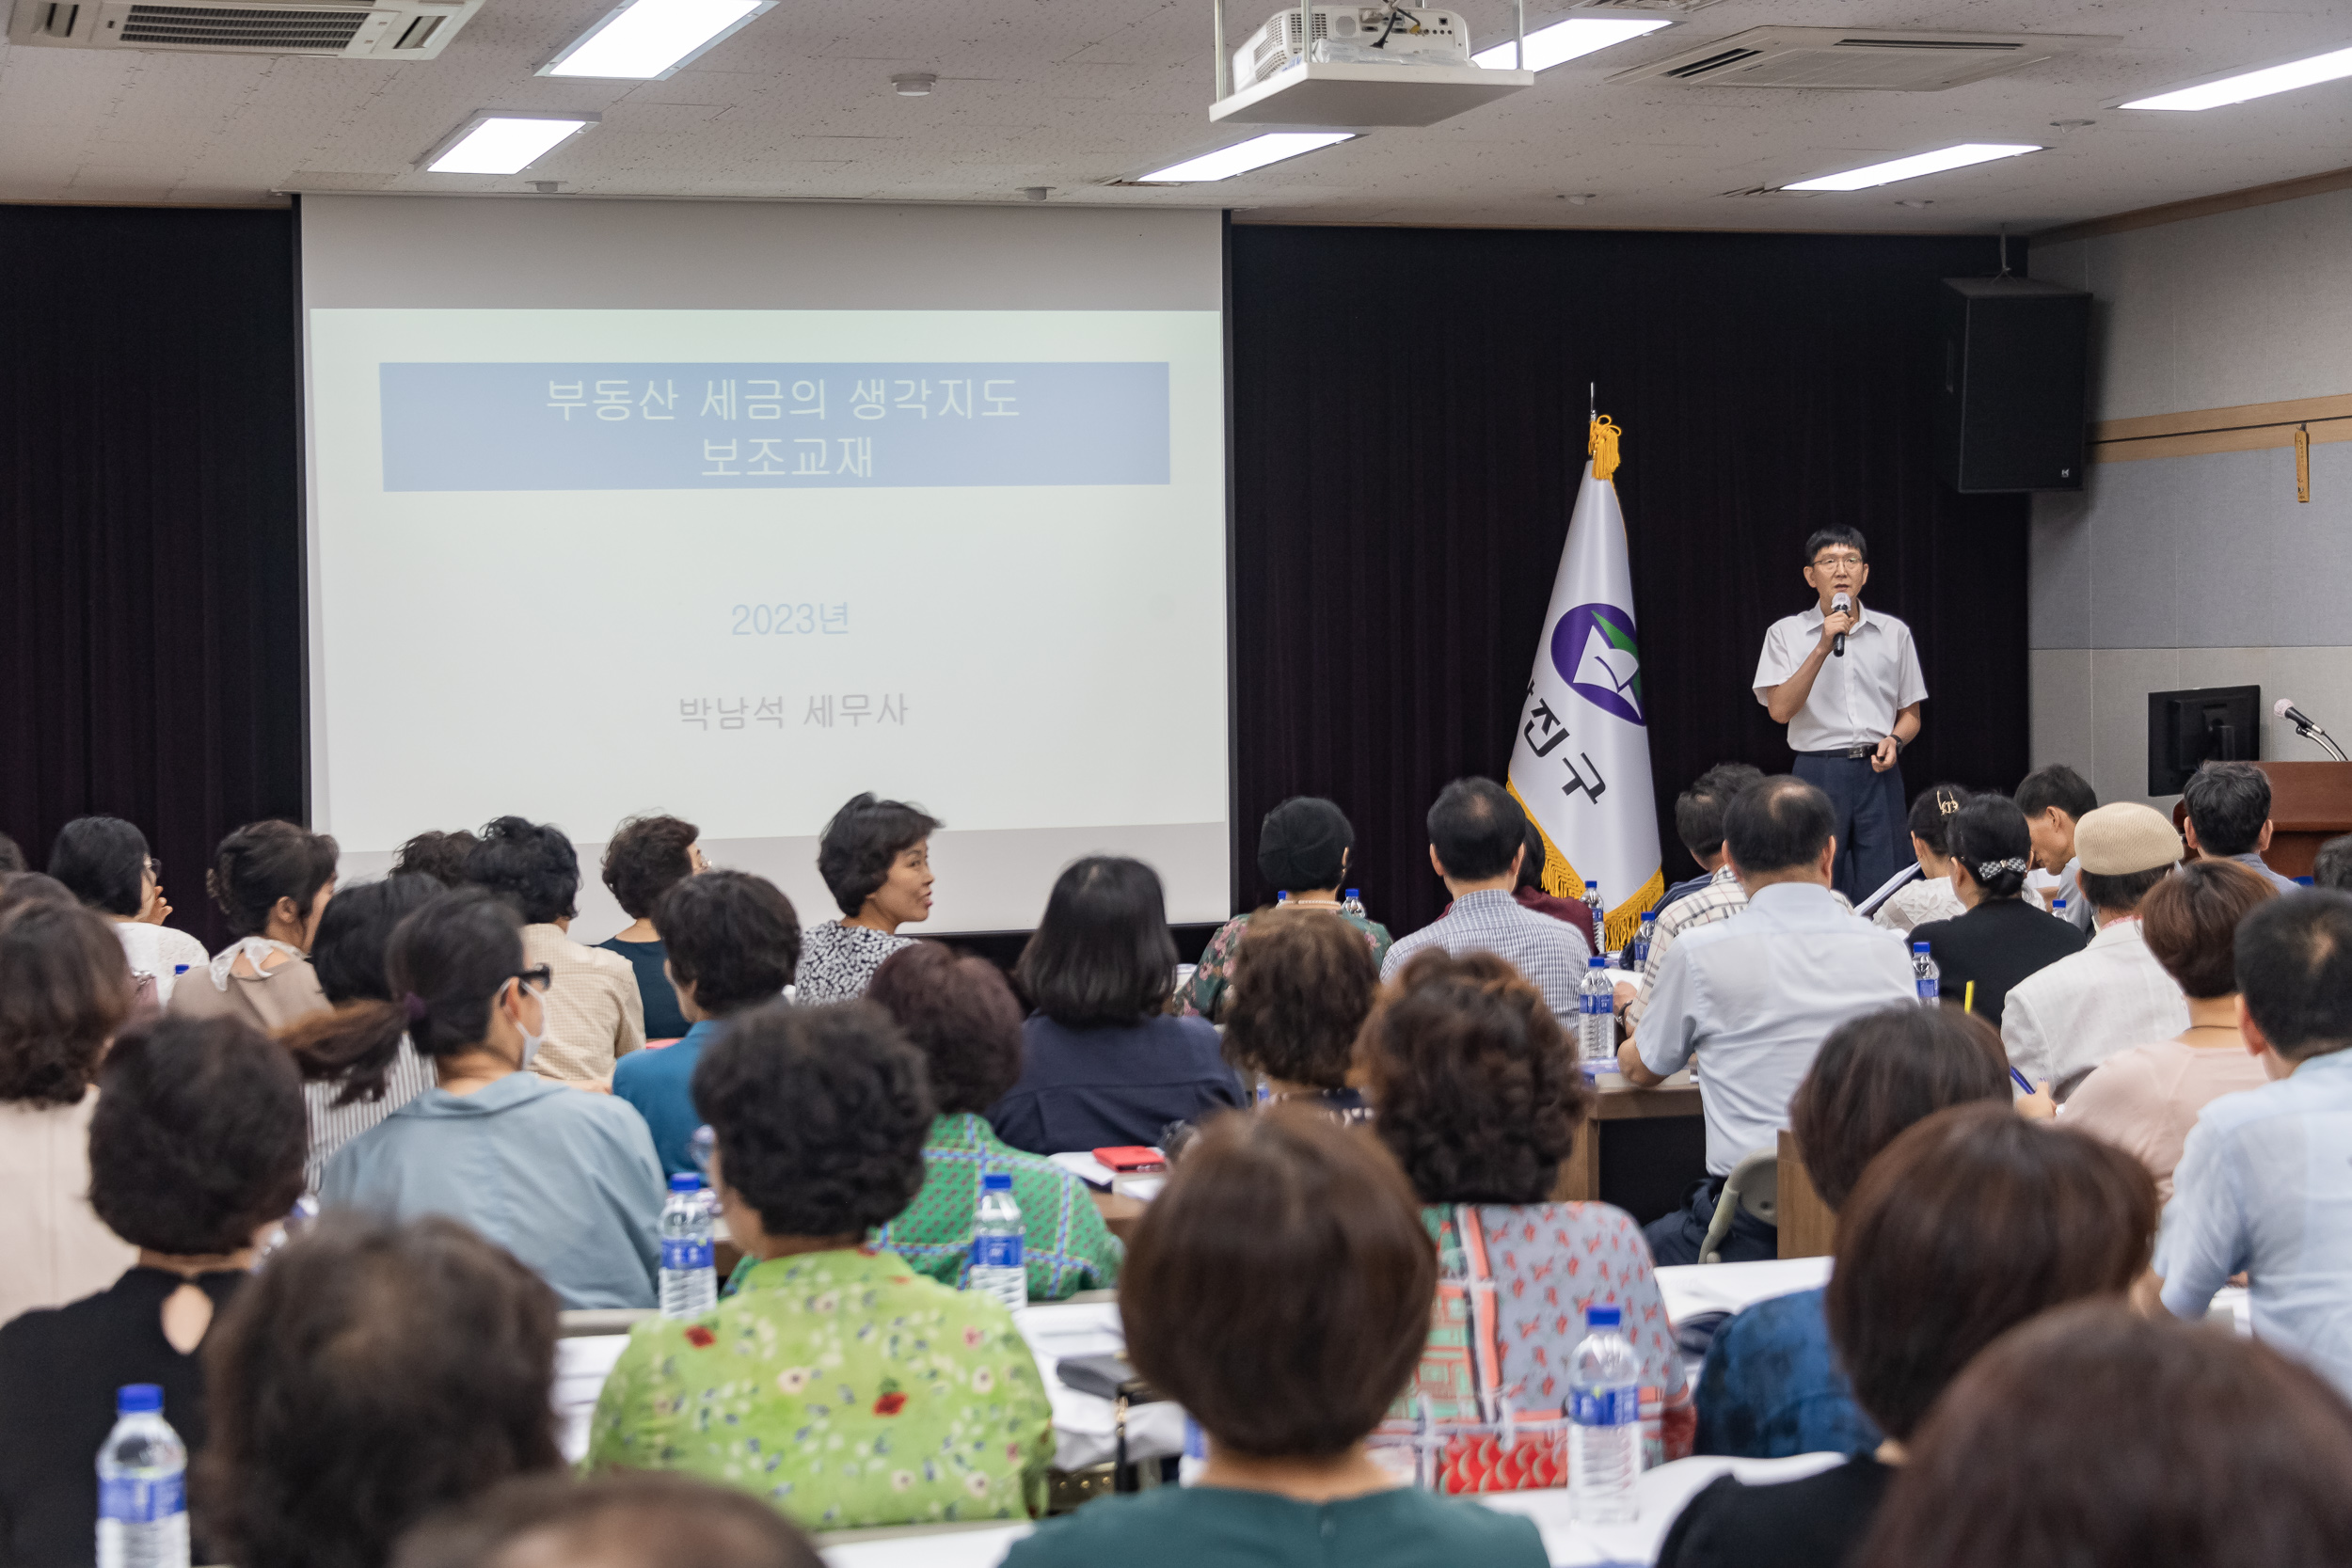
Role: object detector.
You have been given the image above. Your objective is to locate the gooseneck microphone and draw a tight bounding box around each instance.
[2276,697,2352,763]
[1831,592,1851,658]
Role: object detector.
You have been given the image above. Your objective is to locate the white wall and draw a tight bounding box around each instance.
[2027,185,2352,806]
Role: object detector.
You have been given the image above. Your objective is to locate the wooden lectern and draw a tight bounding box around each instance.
[2169,762,2352,879]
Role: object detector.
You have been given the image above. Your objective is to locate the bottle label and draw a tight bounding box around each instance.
[660,1238,714,1272]
[971,1234,1024,1270]
[1581,992,1613,1017]
[100,1473,185,1524]
[1916,977,1939,1001]
[1571,1386,1639,1428]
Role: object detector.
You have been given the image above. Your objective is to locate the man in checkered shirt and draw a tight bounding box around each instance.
[1380,778,1590,1019]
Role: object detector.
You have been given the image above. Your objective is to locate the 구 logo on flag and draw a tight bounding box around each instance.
[1549,603,1645,727]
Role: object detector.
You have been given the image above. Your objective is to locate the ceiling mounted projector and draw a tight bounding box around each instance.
[6,0,481,56]
[1211,1,1533,128]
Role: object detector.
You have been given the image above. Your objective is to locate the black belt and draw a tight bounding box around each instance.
[1797,745,1876,760]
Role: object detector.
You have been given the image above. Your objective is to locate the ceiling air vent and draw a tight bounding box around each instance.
[1572,0,1725,14]
[1609,26,2114,91]
[6,0,482,55]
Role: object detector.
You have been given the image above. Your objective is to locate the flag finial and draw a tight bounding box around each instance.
[1588,415,1623,482]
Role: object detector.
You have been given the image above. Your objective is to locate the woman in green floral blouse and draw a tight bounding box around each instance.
[585,1002,1054,1531]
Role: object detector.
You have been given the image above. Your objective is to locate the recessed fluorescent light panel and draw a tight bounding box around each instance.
[1784,142,2041,192]
[540,0,772,80]
[1137,133,1356,182]
[1471,16,1671,72]
[2120,43,2352,111]
[422,113,598,175]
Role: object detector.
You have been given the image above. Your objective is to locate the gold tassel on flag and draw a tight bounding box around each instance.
[1589,415,1623,482]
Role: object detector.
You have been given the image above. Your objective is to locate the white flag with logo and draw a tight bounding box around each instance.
[1506,417,1661,952]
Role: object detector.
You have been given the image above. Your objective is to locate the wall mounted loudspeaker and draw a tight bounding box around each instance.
[1933,277,2090,493]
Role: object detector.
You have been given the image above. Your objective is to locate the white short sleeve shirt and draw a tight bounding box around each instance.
[1753,605,1928,752]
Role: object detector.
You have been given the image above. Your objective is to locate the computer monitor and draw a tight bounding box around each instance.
[2148,685,2261,796]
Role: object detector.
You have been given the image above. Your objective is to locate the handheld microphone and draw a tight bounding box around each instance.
[2276,698,2352,763]
[1831,593,1851,658]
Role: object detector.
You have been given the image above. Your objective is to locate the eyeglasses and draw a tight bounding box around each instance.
[504,965,554,997]
[144,856,162,879]
[1811,552,1864,570]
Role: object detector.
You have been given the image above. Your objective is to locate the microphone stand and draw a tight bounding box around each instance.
[2291,720,2352,764]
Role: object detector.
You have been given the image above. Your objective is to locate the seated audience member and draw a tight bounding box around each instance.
[393,1472,823,1568]
[867,943,1122,1298]
[170,820,339,1031]
[1003,1114,1548,1568]
[2182,759,2299,893]
[1622,776,1915,1264]
[612,871,800,1176]
[0,871,75,911]
[1854,1304,2352,1568]
[1908,795,2086,1027]
[1871,784,1968,935]
[793,793,939,1005]
[196,1215,565,1568]
[0,901,137,1320]
[1695,1006,2011,1458]
[1657,763,1767,913]
[2156,890,2352,1399]
[1659,1104,2155,1568]
[49,815,210,1004]
[2314,831,2352,893]
[1183,796,1393,1022]
[990,856,1243,1154]
[2065,861,2275,1199]
[595,814,707,1041]
[468,816,644,1085]
[310,888,664,1309]
[0,1014,305,1568]
[1222,905,1380,1122]
[2001,801,2189,1091]
[588,1003,1054,1529]
[2015,763,2099,933]
[392,829,477,885]
[1381,779,1589,1018]
[1507,815,1597,935]
[1362,949,1694,1474]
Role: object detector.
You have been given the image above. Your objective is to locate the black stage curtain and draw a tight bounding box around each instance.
[0,206,305,951]
[1230,224,2030,937]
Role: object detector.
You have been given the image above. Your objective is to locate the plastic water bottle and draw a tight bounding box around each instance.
[1276,890,1289,903]
[1583,881,1605,959]
[1569,1306,1641,1525]
[2052,896,2069,921]
[97,1385,188,1568]
[1626,911,1656,971]
[1577,958,1615,1070]
[969,1172,1027,1311]
[1343,888,1364,916]
[658,1172,718,1319]
[1913,942,1940,1006]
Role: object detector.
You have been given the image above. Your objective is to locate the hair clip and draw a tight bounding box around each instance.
[402,992,429,1023]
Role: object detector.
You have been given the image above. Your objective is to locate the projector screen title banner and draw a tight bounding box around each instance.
[378,361,1170,491]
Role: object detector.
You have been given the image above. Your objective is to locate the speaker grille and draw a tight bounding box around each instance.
[119,4,369,48]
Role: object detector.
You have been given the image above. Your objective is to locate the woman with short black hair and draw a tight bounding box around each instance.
[1180,796,1391,1022]
[195,1214,565,1568]
[588,1002,1054,1531]
[0,899,138,1320]
[794,793,941,1005]
[170,819,340,1032]
[1907,795,2085,1026]
[1004,1112,1547,1568]
[1872,783,1970,935]
[466,816,644,1086]
[279,874,444,1190]
[1361,947,1694,1479]
[989,856,1242,1155]
[1658,1104,2156,1568]
[595,814,707,1040]
[308,887,665,1308]
[48,814,210,1004]
[0,1013,307,1568]
[868,942,1122,1299]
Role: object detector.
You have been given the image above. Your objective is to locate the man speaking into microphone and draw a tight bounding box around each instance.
[1752,527,1927,899]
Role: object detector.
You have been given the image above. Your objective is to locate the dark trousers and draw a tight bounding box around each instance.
[1644,1177,1779,1267]
[1792,752,1908,903]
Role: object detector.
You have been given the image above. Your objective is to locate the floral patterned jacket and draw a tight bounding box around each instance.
[585,1246,1055,1530]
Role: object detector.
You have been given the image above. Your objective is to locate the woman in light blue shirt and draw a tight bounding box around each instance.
[302,887,664,1308]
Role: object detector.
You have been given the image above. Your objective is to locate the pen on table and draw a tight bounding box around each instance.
[2010,1065,2039,1096]
[1963,980,1975,1015]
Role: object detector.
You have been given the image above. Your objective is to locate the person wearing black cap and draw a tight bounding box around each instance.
[1181,798,1392,1023]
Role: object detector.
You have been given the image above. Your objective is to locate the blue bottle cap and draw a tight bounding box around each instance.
[668,1172,702,1193]
[1345,888,1360,899]
[1277,890,1288,901]
[1640,911,1656,923]
[1913,942,1931,952]
[1585,1306,1620,1329]
[1588,956,1606,968]
[174,964,190,974]
[982,1172,1014,1191]
[117,1385,163,1416]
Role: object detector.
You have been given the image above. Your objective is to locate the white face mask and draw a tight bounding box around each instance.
[510,985,547,1070]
